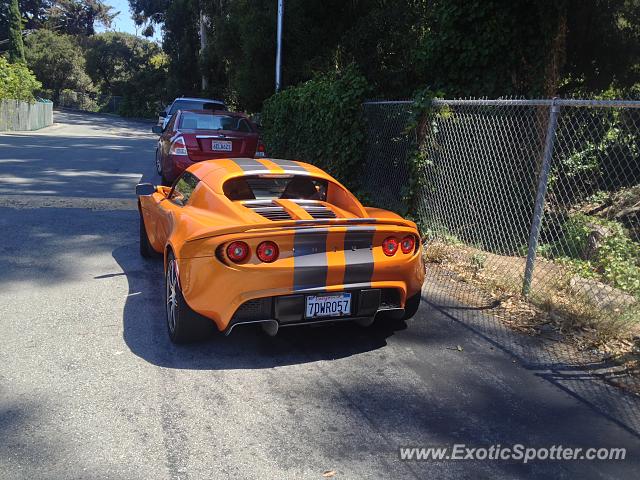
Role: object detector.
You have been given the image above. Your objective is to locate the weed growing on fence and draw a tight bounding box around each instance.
[424,237,639,346]
[539,212,640,298]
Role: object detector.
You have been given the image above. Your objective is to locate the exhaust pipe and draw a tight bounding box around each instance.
[261,320,279,336]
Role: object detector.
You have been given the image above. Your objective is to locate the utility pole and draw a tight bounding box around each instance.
[200,10,208,91]
[275,0,283,92]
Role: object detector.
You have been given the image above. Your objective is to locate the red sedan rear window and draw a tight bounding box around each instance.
[179,113,254,132]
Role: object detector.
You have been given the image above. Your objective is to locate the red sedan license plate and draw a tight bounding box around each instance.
[305,293,351,319]
[212,140,232,151]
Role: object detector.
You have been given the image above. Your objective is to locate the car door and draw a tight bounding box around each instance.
[154,172,200,247]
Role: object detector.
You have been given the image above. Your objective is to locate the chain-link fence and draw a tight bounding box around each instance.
[0,99,54,131]
[37,89,124,114]
[362,98,640,410]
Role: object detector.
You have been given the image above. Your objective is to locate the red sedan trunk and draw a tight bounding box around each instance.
[185,131,258,162]
[156,109,259,184]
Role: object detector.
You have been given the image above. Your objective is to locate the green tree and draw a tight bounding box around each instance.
[18,0,53,30]
[85,31,168,116]
[0,56,41,101]
[8,0,25,63]
[162,0,201,97]
[0,3,8,42]
[128,0,640,108]
[47,0,116,36]
[85,31,161,93]
[24,29,93,102]
[414,0,640,98]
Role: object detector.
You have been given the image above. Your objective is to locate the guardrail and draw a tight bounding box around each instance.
[0,99,53,132]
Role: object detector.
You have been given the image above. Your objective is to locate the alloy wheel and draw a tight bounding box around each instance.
[155,149,162,175]
[166,259,178,333]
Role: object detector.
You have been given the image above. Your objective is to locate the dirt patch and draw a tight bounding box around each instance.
[424,240,640,395]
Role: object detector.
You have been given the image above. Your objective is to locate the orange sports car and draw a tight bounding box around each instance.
[136,158,425,343]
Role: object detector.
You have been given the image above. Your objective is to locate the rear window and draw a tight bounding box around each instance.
[224,175,328,201]
[169,100,225,115]
[179,113,254,132]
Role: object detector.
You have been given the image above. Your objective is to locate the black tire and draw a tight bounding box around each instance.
[139,209,156,258]
[155,148,162,176]
[402,292,421,320]
[165,252,214,343]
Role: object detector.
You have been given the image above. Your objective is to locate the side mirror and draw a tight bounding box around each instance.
[151,125,163,134]
[136,183,156,196]
[158,111,166,117]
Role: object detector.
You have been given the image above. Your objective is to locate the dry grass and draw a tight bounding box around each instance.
[424,239,640,361]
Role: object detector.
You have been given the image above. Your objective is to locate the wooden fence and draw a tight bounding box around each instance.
[0,99,53,132]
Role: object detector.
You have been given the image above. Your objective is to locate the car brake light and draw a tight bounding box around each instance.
[255,142,266,158]
[226,241,249,262]
[169,136,188,156]
[400,235,416,254]
[382,237,399,256]
[256,241,279,263]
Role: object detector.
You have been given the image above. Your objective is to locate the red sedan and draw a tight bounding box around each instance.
[152,109,265,185]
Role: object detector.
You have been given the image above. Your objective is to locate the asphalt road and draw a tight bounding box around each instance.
[0,110,639,479]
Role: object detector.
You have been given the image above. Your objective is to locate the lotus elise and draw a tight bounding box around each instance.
[136,158,425,343]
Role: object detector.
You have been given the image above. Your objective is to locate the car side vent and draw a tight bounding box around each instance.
[243,200,293,221]
[301,204,337,219]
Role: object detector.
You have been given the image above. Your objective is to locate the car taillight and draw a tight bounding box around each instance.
[226,241,249,262]
[169,136,187,156]
[401,235,416,254]
[256,241,279,263]
[255,142,266,158]
[382,237,399,256]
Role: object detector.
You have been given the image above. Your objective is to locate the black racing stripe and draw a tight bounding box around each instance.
[343,228,375,286]
[293,229,328,292]
[269,159,308,172]
[233,158,270,172]
[293,218,378,225]
[292,225,378,235]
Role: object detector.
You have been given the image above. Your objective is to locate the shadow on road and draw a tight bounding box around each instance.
[0,109,157,198]
[424,268,640,440]
[52,109,155,132]
[113,242,404,370]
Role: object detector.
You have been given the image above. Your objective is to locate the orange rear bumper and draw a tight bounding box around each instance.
[176,225,425,331]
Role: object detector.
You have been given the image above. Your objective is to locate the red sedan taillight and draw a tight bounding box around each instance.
[169,136,188,156]
[226,241,249,262]
[382,237,400,256]
[257,241,279,263]
[400,235,416,254]
[255,142,266,158]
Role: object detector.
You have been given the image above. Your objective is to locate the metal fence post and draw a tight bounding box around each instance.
[522,99,561,296]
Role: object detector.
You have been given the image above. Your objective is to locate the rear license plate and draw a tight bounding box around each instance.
[212,140,232,151]
[305,293,351,319]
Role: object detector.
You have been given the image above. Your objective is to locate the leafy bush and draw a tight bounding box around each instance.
[541,212,640,297]
[261,65,369,189]
[0,57,41,102]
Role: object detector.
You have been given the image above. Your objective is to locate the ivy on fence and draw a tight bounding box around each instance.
[261,65,369,191]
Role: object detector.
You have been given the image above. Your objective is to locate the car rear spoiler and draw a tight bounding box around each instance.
[186,217,418,243]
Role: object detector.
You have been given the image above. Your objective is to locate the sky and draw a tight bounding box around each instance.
[97,0,162,42]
